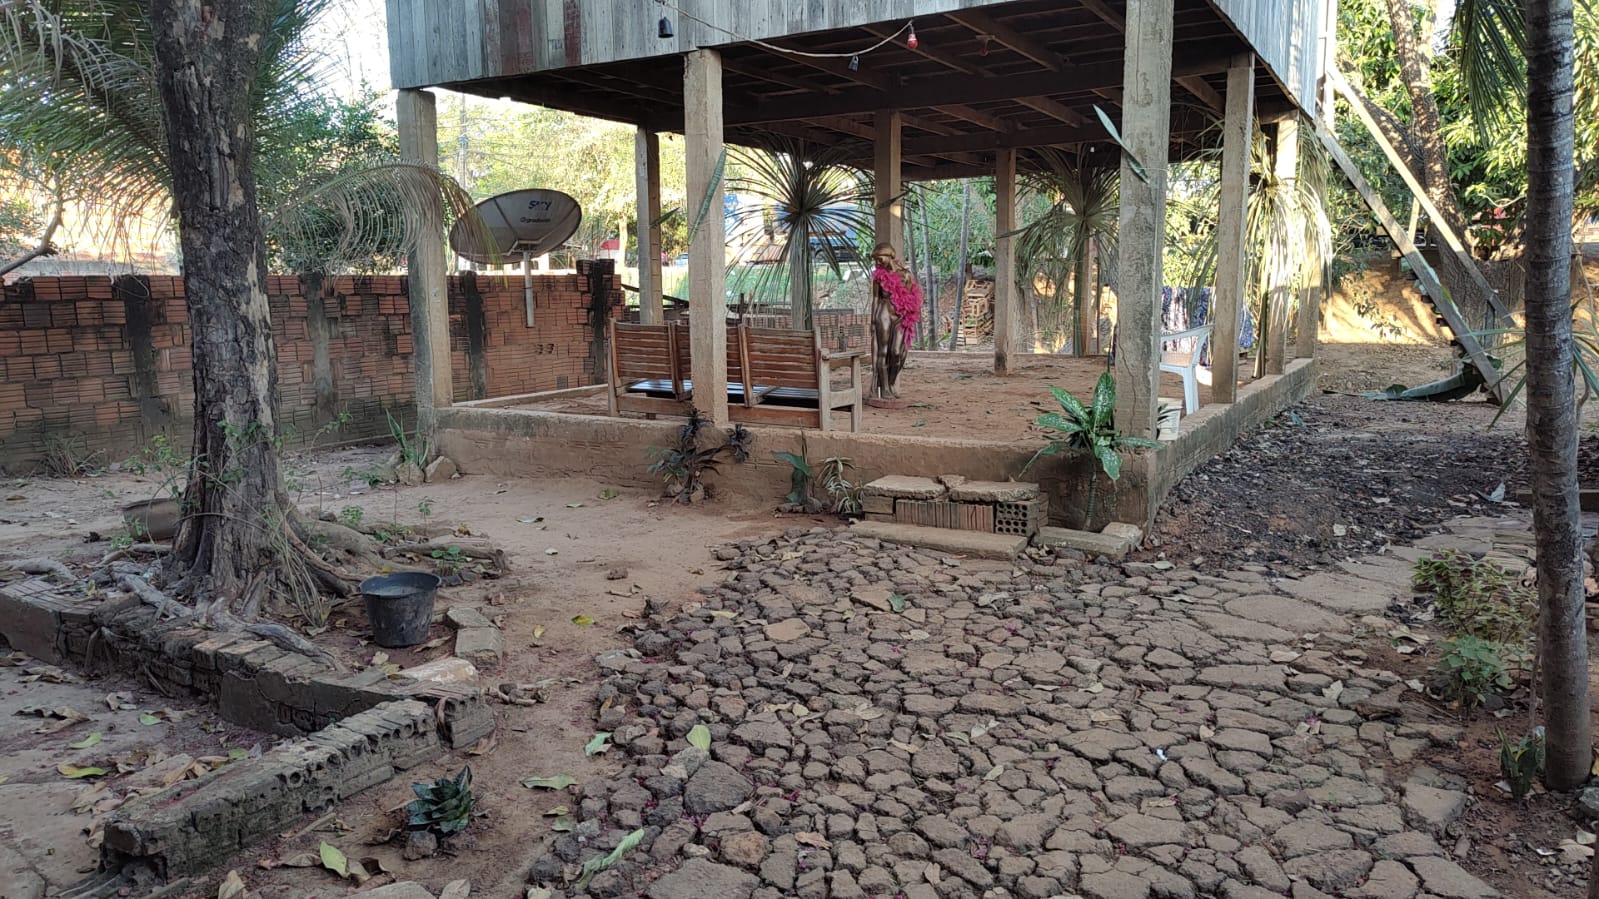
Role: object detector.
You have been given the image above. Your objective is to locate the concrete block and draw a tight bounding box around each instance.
[445,605,495,630]
[849,521,1027,560]
[945,480,1040,502]
[861,476,946,500]
[1035,526,1140,560]
[453,627,502,668]
[860,494,895,515]
[0,580,64,661]
[1102,522,1144,544]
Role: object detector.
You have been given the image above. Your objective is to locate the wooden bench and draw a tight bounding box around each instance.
[607,321,865,431]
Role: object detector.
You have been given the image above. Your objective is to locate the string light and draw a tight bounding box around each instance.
[654,0,915,61]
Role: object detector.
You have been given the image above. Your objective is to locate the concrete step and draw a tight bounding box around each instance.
[851,521,1028,560]
[1035,524,1142,560]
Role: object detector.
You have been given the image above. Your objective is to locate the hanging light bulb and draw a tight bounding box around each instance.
[979,35,991,57]
[849,54,860,71]
[906,22,918,50]
[657,16,673,38]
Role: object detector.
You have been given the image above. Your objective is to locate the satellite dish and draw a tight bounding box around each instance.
[449,189,582,264]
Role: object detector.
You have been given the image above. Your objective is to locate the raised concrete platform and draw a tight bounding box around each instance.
[1036,525,1142,560]
[850,521,1028,560]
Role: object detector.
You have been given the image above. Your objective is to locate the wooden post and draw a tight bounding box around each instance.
[635,128,664,324]
[684,49,728,426]
[1212,54,1253,404]
[396,88,452,429]
[1113,0,1173,439]
[1264,116,1298,375]
[1296,259,1323,359]
[994,147,1018,375]
[873,110,903,253]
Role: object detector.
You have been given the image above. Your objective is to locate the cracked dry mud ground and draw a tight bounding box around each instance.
[525,528,1517,899]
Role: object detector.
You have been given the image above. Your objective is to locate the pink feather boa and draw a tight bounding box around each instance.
[872,266,923,343]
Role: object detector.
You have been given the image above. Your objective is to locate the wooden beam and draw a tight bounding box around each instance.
[721,57,841,96]
[946,9,1065,72]
[396,88,452,425]
[1113,0,1173,441]
[1176,75,1224,113]
[1328,67,1511,326]
[684,49,728,427]
[1317,126,1504,400]
[635,128,663,324]
[874,110,904,253]
[994,147,1018,375]
[723,51,1230,126]
[1212,55,1253,404]
[1016,96,1088,127]
[1078,0,1126,31]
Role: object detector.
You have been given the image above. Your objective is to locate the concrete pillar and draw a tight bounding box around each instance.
[873,110,903,253]
[396,88,452,430]
[1112,0,1173,439]
[684,49,729,426]
[635,128,664,324]
[993,147,1018,375]
[1212,54,1254,405]
[1265,116,1299,375]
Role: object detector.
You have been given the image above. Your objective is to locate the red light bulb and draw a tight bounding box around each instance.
[907,25,918,49]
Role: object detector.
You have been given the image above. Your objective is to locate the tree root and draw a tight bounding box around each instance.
[100,543,170,565]
[5,558,80,585]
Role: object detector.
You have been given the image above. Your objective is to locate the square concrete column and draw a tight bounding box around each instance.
[1112,0,1174,439]
[1264,116,1299,375]
[684,49,729,426]
[873,110,903,253]
[1211,54,1254,405]
[993,147,1018,375]
[396,88,452,431]
[635,128,664,324]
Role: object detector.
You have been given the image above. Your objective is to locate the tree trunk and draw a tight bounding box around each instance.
[921,196,936,346]
[1523,0,1590,793]
[1381,0,1504,330]
[152,0,291,605]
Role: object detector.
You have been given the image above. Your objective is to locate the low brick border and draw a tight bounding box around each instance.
[0,576,496,882]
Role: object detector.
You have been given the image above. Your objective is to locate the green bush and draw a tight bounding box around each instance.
[1412,549,1534,644]
[1431,636,1514,707]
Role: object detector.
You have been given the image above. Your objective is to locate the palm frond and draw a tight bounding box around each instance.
[1015,150,1119,318]
[265,160,486,274]
[1448,0,1527,137]
[725,136,874,327]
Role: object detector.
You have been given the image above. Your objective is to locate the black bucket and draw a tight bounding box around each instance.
[360,572,442,648]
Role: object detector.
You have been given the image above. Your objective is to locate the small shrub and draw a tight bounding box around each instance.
[1431,636,1513,707]
[647,408,750,504]
[1412,549,1534,643]
[1497,727,1545,800]
[408,766,473,835]
[818,456,863,516]
[388,411,430,467]
[431,545,465,573]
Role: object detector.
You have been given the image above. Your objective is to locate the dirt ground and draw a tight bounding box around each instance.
[1,340,1594,898]
[512,350,1232,442]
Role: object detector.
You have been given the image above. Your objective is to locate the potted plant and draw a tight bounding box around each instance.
[1025,372,1160,529]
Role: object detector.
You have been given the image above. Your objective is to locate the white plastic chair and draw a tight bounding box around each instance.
[1158,323,1213,414]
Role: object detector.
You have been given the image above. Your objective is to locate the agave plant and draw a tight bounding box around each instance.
[0,0,485,273]
[1024,373,1160,525]
[725,137,874,330]
[408,765,474,835]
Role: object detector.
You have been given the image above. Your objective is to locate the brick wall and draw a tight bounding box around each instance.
[0,265,621,472]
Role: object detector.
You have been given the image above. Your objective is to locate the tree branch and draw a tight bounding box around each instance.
[0,182,63,277]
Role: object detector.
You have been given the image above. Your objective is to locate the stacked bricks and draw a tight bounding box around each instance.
[861,475,1047,539]
[0,269,623,471]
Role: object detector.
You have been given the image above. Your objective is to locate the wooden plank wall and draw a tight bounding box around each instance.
[1209,0,1327,115]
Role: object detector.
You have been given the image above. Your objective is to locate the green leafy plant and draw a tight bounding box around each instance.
[1497,727,1545,800]
[336,506,364,530]
[417,497,435,519]
[773,451,814,506]
[407,765,474,835]
[818,456,863,516]
[431,545,465,573]
[1412,549,1534,643]
[1432,636,1514,707]
[1024,372,1160,524]
[646,408,751,504]
[388,411,430,468]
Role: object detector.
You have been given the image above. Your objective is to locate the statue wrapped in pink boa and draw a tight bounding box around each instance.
[869,242,920,399]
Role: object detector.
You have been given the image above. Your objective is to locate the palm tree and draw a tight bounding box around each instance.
[1015,151,1119,355]
[1522,0,1589,794]
[724,137,874,330]
[1,0,480,617]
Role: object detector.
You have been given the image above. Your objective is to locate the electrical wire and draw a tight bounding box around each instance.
[655,0,912,60]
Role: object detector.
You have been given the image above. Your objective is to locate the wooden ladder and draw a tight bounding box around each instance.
[1318,68,1512,402]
